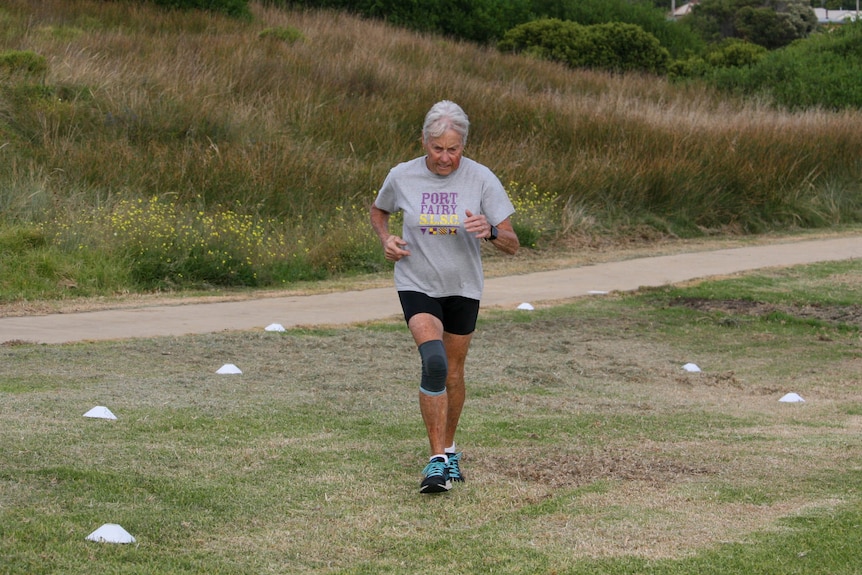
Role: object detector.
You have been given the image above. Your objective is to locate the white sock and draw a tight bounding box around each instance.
[431,453,448,463]
[444,443,456,454]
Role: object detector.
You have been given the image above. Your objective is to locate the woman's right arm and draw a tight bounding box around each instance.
[370,203,410,262]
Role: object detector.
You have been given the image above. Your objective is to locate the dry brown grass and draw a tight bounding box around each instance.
[11,0,862,220]
[3,0,862,307]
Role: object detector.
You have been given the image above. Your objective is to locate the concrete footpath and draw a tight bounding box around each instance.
[2,235,861,345]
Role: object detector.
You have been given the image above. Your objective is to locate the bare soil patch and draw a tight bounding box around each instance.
[671,297,862,328]
[485,445,715,489]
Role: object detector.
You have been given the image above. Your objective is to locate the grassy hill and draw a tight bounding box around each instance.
[2,0,862,298]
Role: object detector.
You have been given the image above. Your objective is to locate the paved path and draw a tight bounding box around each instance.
[2,236,861,345]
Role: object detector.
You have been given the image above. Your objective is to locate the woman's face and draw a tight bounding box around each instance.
[423,129,463,176]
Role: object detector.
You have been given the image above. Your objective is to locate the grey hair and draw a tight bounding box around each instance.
[422,100,469,146]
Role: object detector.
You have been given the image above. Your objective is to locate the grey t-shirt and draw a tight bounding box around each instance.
[374,156,515,300]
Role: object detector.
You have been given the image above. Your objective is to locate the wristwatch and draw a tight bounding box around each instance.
[485,225,498,242]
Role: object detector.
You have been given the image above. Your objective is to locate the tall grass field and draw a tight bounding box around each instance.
[1,0,862,299]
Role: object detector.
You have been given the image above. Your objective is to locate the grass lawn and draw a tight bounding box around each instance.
[1,259,861,574]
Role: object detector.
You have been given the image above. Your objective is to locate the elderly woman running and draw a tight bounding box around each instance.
[370,100,519,494]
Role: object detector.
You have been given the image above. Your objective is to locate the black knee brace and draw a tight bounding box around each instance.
[418,339,447,396]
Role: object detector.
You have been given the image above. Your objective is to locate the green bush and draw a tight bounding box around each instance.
[0,50,47,77]
[507,181,560,248]
[667,55,711,79]
[49,197,291,289]
[669,39,768,80]
[499,19,669,75]
[587,22,670,75]
[529,0,705,58]
[498,19,589,63]
[684,0,817,49]
[705,38,768,68]
[44,196,385,290]
[708,21,862,110]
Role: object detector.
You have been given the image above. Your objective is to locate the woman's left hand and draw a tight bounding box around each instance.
[464,210,493,240]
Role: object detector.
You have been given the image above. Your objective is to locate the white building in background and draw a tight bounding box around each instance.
[813,8,859,24]
[670,1,698,19]
[671,3,858,24]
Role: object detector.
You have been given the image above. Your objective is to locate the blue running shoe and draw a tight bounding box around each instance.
[445,451,465,483]
[420,457,451,494]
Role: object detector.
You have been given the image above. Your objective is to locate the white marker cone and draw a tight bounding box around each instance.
[517,303,534,311]
[83,406,117,420]
[86,523,136,544]
[779,392,805,403]
[216,364,242,374]
[265,323,286,332]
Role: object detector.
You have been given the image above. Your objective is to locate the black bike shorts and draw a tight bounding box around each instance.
[398,291,480,336]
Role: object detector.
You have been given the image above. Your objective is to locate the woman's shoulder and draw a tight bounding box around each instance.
[389,156,426,175]
[459,157,500,181]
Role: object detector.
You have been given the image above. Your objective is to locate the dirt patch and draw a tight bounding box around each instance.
[483,446,714,489]
[670,297,862,329]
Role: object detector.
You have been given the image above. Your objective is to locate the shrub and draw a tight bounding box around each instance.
[507,181,559,248]
[43,194,385,290]
[499,19,669,75]
[50,197,291,288]
[685,0,817,49]
[497,18,590,64]
[586,22,670,75]
[667,55,711,79]
[0,50,47,77]
[708,21,862,110]
[669,38,769,80]
[705,38,768,68]
[529,0,705,58]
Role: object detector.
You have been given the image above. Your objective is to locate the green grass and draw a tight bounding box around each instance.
[559,502,862,575]
[2,260,862,573]
[652,260,862,307]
